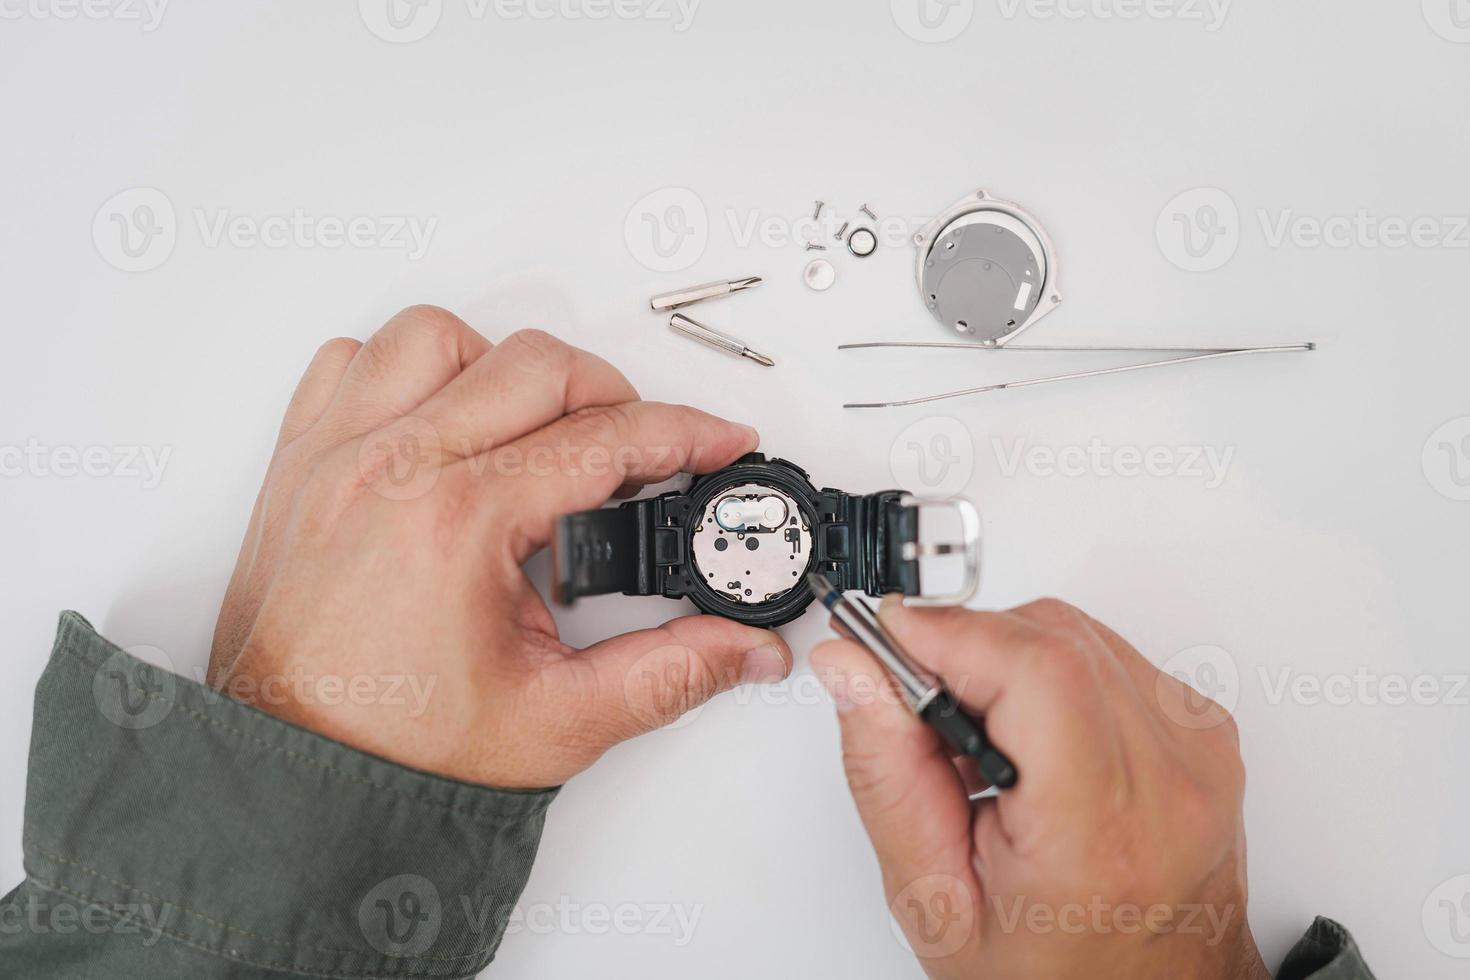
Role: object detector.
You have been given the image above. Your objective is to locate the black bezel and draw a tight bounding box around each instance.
[680,458,820,628]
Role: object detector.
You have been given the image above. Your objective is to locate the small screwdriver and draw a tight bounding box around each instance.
[807,573,1018,790]
[650,276,762,312]
[669,314,775,367]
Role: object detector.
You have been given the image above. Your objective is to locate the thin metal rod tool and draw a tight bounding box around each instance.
[843,344,1314,409]
[650,276,762,313]
[670,313,775,367]
[840,341,1316,353]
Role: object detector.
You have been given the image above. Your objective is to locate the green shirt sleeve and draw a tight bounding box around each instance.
[1,611,557,979]
[1,612,1381,979]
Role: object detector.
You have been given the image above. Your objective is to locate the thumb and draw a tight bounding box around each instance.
[583,615,791,737]
[810,636,978,915]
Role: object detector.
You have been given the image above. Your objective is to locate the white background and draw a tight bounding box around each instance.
[2,1,1468,977]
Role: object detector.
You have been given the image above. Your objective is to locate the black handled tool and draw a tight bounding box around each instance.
[808,573,1018,790]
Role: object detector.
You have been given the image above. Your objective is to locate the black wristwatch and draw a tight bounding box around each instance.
[553,453,980,628]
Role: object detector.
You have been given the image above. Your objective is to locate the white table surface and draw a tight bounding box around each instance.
[2,2,1467,976]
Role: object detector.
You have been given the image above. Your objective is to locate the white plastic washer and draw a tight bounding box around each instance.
[804,258,836,291]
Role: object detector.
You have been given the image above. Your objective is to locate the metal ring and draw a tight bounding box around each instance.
[847,227,878,258]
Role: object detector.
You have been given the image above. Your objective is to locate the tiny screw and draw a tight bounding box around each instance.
[859,203,877,221]
[806,241,828,251]
[813,200,825,221]
[835,221,850,240]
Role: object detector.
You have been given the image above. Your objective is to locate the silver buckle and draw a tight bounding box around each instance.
[899,495,982,605]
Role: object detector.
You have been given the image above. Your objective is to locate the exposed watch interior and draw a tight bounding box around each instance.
[690,483,812,606]
[553,453,981,627]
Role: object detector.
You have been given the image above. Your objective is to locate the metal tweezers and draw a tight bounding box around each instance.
[839,341,1317,409]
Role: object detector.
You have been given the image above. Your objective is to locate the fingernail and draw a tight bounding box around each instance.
[737,423,760,446]
[740,645,788,685]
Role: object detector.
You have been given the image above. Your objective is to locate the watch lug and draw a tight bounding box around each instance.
[812,490,973,601]
[554,493,695,603]
[648,492,695,601]
[811,489,889,595]
[652,524,684,566]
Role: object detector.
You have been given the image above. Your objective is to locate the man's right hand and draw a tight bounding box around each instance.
[812,597,1272,980]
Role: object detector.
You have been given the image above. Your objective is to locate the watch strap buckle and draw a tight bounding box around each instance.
[898,495,982,605]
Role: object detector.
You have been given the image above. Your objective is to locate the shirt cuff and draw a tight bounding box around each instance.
[17,611,557,979]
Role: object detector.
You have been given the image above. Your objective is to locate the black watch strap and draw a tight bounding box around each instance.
[813,490,922,599]
[554,499,651,603]
[553,498,690,603]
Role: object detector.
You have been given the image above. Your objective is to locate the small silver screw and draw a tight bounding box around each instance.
[813,200,825,221]
[805,241,828,251]
[835,221,850,241]
[859,203,877,221]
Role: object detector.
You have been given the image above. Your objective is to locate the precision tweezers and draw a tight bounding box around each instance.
[839,342,1317,409]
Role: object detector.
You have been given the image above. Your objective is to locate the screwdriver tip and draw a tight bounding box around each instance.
[745,351,776,367]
